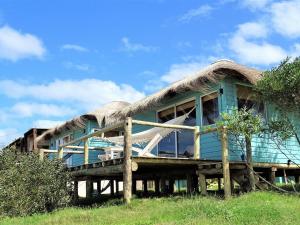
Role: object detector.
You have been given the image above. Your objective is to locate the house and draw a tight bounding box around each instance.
[3,128,49,152]
[37,60,300,198]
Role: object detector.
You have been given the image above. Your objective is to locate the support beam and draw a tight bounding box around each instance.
[218,178,221,191]
[198,173,207,195]
[132,179,137,195]
[33,128,38,153]
[269,167,277,184]
[283,169,288,184]
[86,180,93,198]
[221,127,231,199]
[96,180,101,196]
[160,177,167,194]
[123,117,132,204]
[110,180,115,197]
[143,180,148,195]
[155,178,160,195]
[295,175,300,185]
[169,179,175,194]
[74,180,79,202]
[84,139,89,165]
[194,126,200,159]
[132,119,196,130]
[186,174,192,195]
[116,181,119,195]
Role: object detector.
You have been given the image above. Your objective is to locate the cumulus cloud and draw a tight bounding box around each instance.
[121,37,158,53]
[179,4,213,23]
[0,25,46,61]
[270,0,300,38]
[61,44,88,52]
[0,79,145,110]
[241,0,272,10]
[0,128,21,148]
[229,22,287,65]
[63,61,92,71]
[32,120,64,128]
[11,102,74,117]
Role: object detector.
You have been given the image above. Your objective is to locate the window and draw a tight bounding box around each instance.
[93,128,122,137]
[176,101,196,158]
[157,100,196,158]
[202,92,219,126]
[157,106,176,157]
[237,85,264,116]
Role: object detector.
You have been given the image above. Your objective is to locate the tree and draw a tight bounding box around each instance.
[218,108,263,191]
[0,149,72,217]
[255,57,300,144]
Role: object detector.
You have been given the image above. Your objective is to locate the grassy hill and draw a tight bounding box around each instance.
[1,192,300,225]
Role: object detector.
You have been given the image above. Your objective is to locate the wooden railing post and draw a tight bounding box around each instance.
[221,126,231,199]
[39,149,44,161]
[84,138,89,165]
[123,117,132,204]
[194,126,200,159]
[58,147,64,159]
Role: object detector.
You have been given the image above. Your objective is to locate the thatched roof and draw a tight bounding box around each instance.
[36,101,130,142]
[37,60,261,143]
[118,60,262,118]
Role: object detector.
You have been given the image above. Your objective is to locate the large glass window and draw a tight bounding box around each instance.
[237,85,264,116]
[202,92,219,126]
[157,100,196,158]
[176,101,196,158]
[157,107,176,157]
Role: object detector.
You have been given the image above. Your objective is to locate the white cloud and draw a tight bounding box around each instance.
[0,25,46,61]
[161,61,209,83]
[229,22,287,65]
[0,128,21,148]
[179,4,213,23]
[33,120,64,128]
[63,61,91,71]
[144,79,165,92]
[270,0,300,38]
[61,44,88,52]
[11,102,74,117]
[241,0,272,10]
[0,79,145,111]
[121,37,158,53]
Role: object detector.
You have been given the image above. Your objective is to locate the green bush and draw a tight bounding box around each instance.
[0,149,72,217]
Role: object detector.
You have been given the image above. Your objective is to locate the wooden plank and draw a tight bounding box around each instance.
[132,119,196,130]
[221,127,231,199]
[194,126,200,159]
[58,147,64,159]
[70,164,125,176]
[123,117,132,204]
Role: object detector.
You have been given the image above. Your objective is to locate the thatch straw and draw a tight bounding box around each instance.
[118,60,262,118]
[36,101,130,142]
[37,60,261,143]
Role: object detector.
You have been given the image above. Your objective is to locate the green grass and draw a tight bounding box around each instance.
[1,192,300,225]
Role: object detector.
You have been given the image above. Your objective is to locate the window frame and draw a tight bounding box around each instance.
[156,97,196,158]
[200,91,220,127]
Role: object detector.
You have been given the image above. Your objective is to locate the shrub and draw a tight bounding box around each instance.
[0,149,72,217]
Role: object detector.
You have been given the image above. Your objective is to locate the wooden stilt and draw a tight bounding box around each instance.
[116,180,119,195]
[295,175,300,184]
[198,173,207,195]
[169,179,175,194]
[86,180,93,198]
[245,136,255,191]
[132,179,137,194]
[155,178,160,195]
[74,180,79,202]
[143,180,148,195]
[221,127,231,199]
[160,177,166,194]
[218,178,221,191]
[97,180,101,196]
[283,169,288,184]
[123,117,132,204]
[110,180,115,196]
[270,167,277,184]
[186,174,192,195]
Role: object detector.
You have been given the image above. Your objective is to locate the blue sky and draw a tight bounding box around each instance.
[0,0,300,146]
